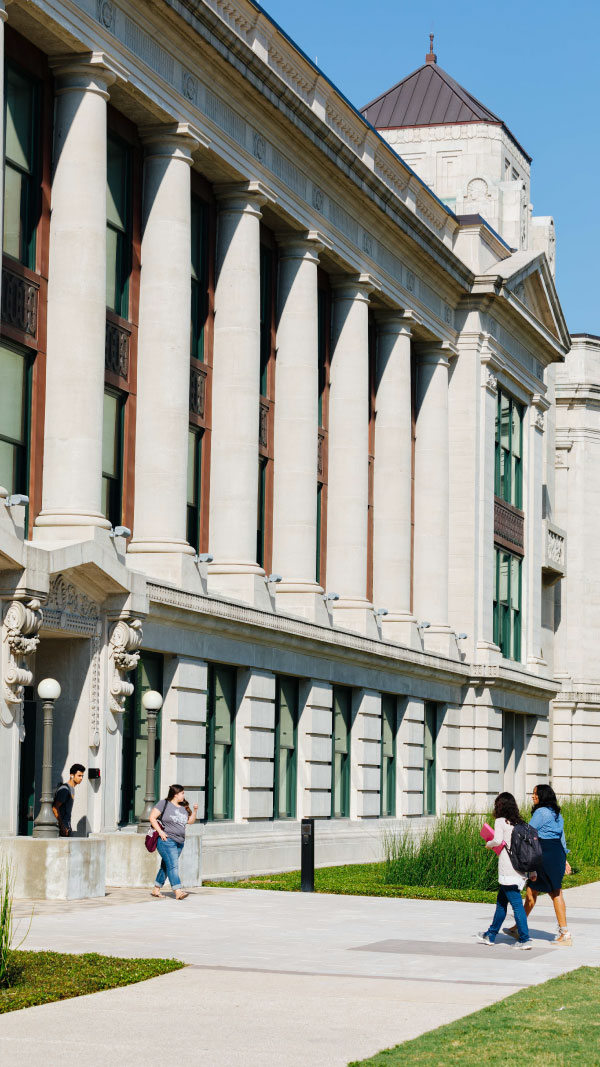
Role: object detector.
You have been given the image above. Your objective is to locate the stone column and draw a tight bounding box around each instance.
[372,313,417,645]
[326,275,377,636]
[36,53,124,540]
[207,182,273,607]
[272,231,327,621]
[413,344,457,656]
[127,124,203,588]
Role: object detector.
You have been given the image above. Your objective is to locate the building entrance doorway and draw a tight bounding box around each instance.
[120,653,163,825]
[18,687,37,836]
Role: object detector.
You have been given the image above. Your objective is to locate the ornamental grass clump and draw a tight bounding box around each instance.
[559,795,600,869]
[0,859,14,989]
[383,813,498,891]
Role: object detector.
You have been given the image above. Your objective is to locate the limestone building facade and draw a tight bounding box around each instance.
[0,0,575,883]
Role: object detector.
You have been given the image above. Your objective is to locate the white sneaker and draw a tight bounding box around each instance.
[511,939,533,950]
[476,932,495,945]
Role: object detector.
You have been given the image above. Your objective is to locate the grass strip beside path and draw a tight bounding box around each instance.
[205,862,600,904]
[0,951,183,1013]
[348,966,600,1067]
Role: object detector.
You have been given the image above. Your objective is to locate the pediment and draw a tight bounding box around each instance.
[485,251,570,349]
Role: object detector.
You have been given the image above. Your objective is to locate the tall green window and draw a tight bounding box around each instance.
[257,454,267,568]
[120,653,163,825]
[332,686,351,818]
[101,390,123,527]
[206,664,236,821]
[274,676,298,819]
[424,703,437,816]
[187,428,203,552]
[259,244,273,396]
[0,343,30,495]
[493,548,522,661]
[495,388,523,508]
[106,134,131,317]
[380,694,396,817]
[191,195,208,361]
[3,63,39,268]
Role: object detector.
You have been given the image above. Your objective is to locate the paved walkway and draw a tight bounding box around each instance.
[2,882,599,1067]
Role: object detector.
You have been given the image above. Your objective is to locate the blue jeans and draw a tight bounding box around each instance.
[155,838,184,889]
[486,885,530,943]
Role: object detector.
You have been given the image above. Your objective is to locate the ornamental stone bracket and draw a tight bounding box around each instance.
[108,617,143,716]
[542,519,566,582]
[1,598,43,722]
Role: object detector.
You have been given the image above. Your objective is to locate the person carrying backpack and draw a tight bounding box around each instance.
[476,792,533,949]
[506,783,572,947]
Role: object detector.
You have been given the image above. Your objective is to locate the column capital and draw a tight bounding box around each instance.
[139,122,209,164]
[416,340,457,366]
[0,0,12,24]
[330,272,380,303]
[375,309,413,337]
[275,229,330,262]
[49,51,129,98]
[215,180,277,217]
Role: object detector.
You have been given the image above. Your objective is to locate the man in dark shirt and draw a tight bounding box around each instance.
[52,763,85,836]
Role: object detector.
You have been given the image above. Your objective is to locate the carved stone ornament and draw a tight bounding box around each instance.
[485,370,498,393]
[2,599,43,709]
[108,618,143,715]
[253,132,266,161]
[96,0,116,32]
[534,409,545,431]
[312,186,324,212]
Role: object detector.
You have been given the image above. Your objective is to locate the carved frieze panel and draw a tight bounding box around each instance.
[43,574,99,635]
[1,266,38,339]
[543,519,566,580]
[259,400,269,451]
[105,319,130,379]
[317,430,325,479]
[494,497,524,556]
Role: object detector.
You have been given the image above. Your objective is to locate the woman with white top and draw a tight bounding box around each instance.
[507,783,572,947]
[476,792,532,950]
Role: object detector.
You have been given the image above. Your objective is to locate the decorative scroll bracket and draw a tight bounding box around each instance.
[2,599,43,727]
[108,618,143,715]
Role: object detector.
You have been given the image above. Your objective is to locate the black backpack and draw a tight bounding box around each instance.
[507,822,543,873]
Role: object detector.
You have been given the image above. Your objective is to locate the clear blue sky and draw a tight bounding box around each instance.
[260,0,599,336]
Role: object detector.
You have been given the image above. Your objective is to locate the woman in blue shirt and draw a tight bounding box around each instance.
[508,783,572,946]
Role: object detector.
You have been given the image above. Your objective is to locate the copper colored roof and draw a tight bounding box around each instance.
[361,60,531,163]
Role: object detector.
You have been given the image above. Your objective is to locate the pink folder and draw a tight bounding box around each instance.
[480,822,505,856]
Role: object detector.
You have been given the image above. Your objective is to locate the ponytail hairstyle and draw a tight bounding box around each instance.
[532,783,561,818]
[167,783,191,817]
[493,791,525,826]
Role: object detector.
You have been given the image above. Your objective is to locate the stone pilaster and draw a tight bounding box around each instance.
[372,313,417,645]
[234,669,276,820]
[326,275,377,636]
[413,344,457,657]
[36,53,125,540]
[350,689,381,818]
[297,680,333,818]
[526,395,549,671]
[207,182,274,607]
[272,232,327,622]
[128,123,205,588]
[397,697,425,816]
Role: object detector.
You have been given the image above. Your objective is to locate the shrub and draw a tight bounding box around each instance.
[559,795,600,869]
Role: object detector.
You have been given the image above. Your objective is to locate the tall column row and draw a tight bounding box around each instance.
[19,47,454,649]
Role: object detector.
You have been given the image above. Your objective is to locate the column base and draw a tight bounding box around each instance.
[34,512,112,544]
[274,581,329,623]
[328,596,379,637]
[420,624,459,659]
[126,541,203,591]
[207,561,271,609]
[378,612,419,648]
[475,640,502,665]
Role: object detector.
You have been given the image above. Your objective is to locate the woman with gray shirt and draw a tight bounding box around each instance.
[150,784,198,899]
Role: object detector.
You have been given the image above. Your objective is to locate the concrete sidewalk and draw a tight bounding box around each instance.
[2,884,599,1067]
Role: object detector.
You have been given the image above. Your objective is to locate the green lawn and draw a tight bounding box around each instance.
[204,861,600,904]
[0,951,184,1013]
[348,966,600,1066]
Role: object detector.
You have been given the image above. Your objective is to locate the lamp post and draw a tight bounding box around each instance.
[32,678,61,838]
[138,689,163,831]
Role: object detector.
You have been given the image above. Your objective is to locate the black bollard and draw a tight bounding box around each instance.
[300,817,314,892]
